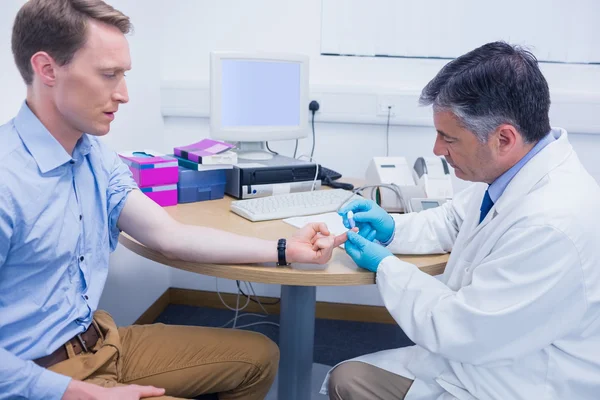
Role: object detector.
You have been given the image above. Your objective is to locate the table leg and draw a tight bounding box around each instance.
[278,285,317,400]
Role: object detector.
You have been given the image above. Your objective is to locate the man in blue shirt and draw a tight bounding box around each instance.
[0,1,347,399]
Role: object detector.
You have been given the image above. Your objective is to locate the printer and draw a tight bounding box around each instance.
[226,155,320,199]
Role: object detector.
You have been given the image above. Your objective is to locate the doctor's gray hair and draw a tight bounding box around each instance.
[419,42,551,144]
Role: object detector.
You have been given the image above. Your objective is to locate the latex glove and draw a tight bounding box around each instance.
[339,199,395,243]
[287,223,348,264]
[345,230,393,272]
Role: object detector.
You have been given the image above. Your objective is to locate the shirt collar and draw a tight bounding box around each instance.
[14,101,92,173]
[488,130,556,203]
[75,133,93,159]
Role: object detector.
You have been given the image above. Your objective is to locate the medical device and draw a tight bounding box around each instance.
[365,156,453,212]
[347,211,356,229]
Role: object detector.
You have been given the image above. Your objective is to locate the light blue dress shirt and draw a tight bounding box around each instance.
[0,102,137,399]
[487,130,556,203]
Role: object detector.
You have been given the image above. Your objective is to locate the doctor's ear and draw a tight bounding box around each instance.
[494,124,520,156]
[30,51,59,87]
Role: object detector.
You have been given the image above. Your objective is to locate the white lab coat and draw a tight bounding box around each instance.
[322,128,600,399]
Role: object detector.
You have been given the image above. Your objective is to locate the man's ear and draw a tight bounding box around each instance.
[30,51,58,87]
[495,124,519,157]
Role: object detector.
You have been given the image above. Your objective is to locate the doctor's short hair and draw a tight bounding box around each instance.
[419,41,551,144]
[12,0,132,85]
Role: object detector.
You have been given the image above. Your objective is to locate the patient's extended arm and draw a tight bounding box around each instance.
[118,190,347,265]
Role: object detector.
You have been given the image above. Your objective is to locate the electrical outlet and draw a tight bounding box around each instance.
[377,96,398,117]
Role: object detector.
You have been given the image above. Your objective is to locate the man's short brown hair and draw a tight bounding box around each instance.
[12,0,132,85]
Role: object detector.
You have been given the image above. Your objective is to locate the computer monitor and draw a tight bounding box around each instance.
[210,51,309,160]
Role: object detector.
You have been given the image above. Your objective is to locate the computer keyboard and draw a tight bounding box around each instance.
[230,189,360,222]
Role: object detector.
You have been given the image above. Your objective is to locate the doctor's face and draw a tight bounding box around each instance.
[432,110,497,183]
[51,20,131,137]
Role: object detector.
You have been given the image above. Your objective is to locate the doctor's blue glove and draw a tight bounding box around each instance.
[345,230,393,272]
[339,199,395,244]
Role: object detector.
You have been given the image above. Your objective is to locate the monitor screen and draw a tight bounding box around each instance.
[221,60,301,128]
[210,52,309,148]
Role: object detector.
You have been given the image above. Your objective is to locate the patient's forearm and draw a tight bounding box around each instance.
[160,224,278,264]
[118,191,279,265]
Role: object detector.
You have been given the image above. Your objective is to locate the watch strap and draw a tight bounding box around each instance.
[277,239,289,266]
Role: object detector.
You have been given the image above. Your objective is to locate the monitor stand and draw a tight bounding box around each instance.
[235,142,274,161]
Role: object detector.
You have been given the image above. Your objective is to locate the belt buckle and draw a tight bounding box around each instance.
[76,333,89,353]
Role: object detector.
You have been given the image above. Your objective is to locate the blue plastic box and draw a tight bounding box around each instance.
[177,167,227,203]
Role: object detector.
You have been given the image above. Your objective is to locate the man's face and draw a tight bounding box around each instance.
[432,110,497,183]
[53,20,131,136]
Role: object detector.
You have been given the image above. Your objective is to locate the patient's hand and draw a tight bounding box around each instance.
[63,380,165,399]
[286,222,350,264]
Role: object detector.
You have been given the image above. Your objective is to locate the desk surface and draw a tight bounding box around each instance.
[119,192,449,286]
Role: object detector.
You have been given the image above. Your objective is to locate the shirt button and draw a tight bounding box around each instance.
[69,160,75,164]
[80,256,85,262]
[84,295,89,300]
[79,215,83,221]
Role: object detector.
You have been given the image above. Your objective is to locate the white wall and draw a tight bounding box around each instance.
[159,1,600,98]
[0,0,171,326]
[96,1,172,326]
[0,0,26,124]
[161,0,600,306]
[321,0,600,63]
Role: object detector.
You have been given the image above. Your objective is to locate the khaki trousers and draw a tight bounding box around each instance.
[49,310,279,399]
[328,361,414,400]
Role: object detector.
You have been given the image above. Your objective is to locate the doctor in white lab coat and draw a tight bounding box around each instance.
[324,41,600,399]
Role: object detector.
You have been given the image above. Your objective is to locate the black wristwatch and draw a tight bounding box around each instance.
[277,239,289,266]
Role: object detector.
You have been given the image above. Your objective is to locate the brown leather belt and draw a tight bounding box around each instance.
[33,321,101,369]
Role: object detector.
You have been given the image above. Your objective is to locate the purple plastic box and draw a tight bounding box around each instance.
[119,150,179,188]
[141,184,178,207]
